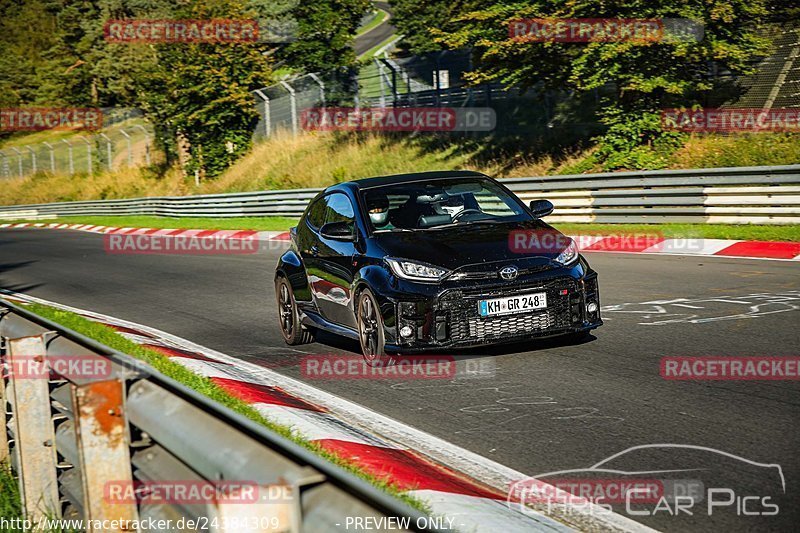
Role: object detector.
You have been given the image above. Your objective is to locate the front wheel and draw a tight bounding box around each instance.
[275,276,314,345]
[357,289,393,367]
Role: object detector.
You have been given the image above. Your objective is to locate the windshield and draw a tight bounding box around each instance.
[361,177,530,233]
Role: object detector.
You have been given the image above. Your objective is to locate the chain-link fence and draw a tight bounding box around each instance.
[253,24,800,139]
[0,109,154,179]
[252,49,605,141]
[727,25,800,109]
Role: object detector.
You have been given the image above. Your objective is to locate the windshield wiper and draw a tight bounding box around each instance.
[461,219,505,226]
[425,219,505,230]
[374,228,415,233]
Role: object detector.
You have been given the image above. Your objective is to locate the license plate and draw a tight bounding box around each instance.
[478,292,547,317]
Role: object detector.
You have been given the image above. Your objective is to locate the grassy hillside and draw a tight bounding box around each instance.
[0,130,798,206]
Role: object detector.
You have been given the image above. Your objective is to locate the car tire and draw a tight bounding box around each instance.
[357,289,393,367]
[275,276,314,345]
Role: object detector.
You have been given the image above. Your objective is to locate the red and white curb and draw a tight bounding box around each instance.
[567,234,800,261]
[0,289,654,533]
[2,221,799,260]
[0,222,291,242]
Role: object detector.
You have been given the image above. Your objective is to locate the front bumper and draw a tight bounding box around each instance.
[382,260,602,353]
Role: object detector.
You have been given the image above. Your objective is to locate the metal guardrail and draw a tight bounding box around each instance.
[0,299,441,532]
[0,164,798,224]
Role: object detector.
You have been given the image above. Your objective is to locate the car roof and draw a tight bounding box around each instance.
[344,170,489,190]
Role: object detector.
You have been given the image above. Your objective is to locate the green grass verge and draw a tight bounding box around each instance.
[359,34,401,59]
[553,223,800,242]
[356,9,388,37]
[0,461,83,532]
[0,463,24,528]
[2,216,798,242]
[21,302,430,514]
[0,215,299,231]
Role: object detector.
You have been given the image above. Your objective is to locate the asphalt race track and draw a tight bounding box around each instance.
[1,227,798,532]
[354,2,397,57]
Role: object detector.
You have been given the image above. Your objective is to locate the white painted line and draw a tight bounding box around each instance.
[253,403,406,448]
[642,238,740,255]
[2,290,655,533]
[407,490,572,533]
[166,356,235,380]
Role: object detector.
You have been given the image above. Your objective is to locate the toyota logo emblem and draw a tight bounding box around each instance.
[499,265,518,280]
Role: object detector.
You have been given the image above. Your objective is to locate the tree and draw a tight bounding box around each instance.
[138,0,273,178]
[434,0,781,169]
[279,0,371,70]
[389,0,489,55]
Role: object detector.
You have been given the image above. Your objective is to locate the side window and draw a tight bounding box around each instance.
[323,193,355,230]
[305,197,326,229]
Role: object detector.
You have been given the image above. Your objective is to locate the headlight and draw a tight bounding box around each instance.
[386,258,449,282]
[554,239,579,266]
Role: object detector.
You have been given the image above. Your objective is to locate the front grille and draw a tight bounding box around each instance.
[467,312,551,338]
[448,263,553,280]
[438,277,577,342]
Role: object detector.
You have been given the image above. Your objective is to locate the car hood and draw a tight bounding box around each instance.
[373,220,571,271]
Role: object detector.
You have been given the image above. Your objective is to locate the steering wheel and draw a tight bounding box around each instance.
[451,209,483,222]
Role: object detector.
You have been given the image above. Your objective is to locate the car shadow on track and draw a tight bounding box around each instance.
[0,260,44,295]
[309,327,598,359]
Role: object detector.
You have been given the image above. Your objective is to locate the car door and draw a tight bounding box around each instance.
[310,193,359,328]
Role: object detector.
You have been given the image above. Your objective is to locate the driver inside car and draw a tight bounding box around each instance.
[439,194,467,218]
[365,192,394,230]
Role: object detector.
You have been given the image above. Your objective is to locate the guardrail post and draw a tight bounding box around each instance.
[0,334,8,462]
[10,147,23,177]
[379,59,398,107]
[308,73,326,111]
[100,133,113,170]
[61,139,74,175]
[25,146,37,174]
[71,379,138,529]
[42,142,56,173]
[375,58,387,107]
[254,90,272,138]
[279,81,298,136]
[120,129,133,167]
[215,484,293,533]
[77,136,92,175]
[0,151,8,178]
[7,335,61,521]
[134,125,151,165]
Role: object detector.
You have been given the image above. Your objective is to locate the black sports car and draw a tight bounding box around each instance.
[275,171,602,364]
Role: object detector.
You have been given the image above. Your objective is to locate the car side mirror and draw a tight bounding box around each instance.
[320,221,356,241]
[529,199,554,219]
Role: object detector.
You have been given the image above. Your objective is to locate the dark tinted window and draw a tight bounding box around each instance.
[305,197,326,228]
[324,193,355,230]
